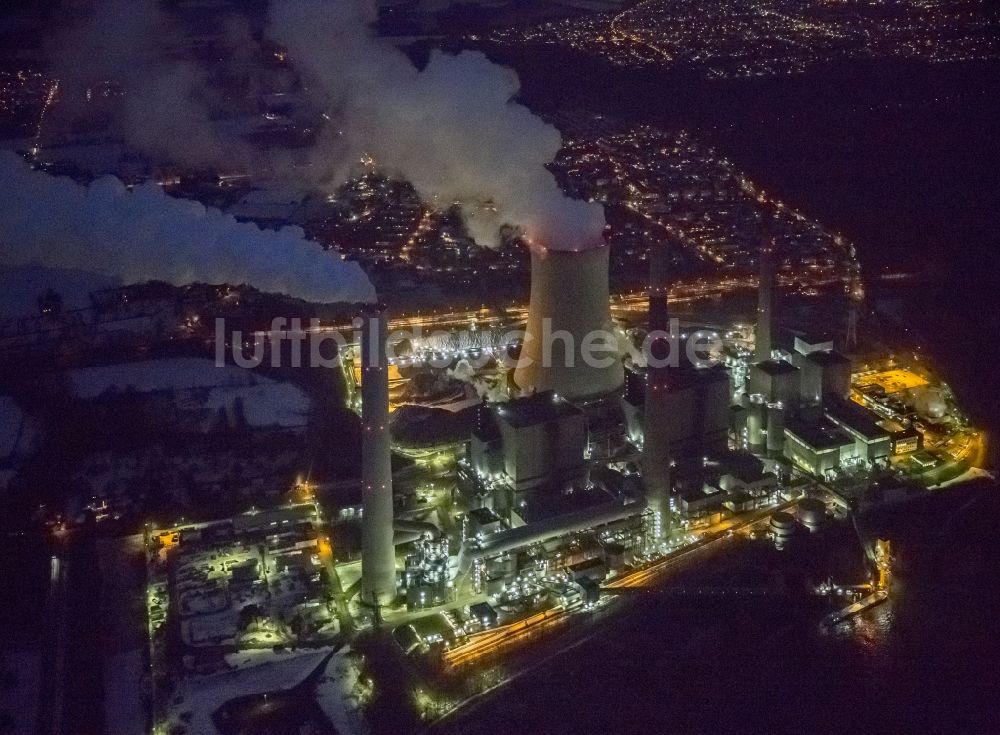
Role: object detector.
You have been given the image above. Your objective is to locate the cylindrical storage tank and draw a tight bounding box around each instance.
[797,497,826,532]
[360,306,397,607]
[770,510,797,549]
[766,402,785,456]
[514,245,623,401]
[748,394,767,453]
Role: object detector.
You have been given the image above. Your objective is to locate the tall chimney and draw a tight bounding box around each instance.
[513,244,623,401]
[755,236,775,362]
[643,243,673,544]
[359,305,396,607]
[648,243,670,334]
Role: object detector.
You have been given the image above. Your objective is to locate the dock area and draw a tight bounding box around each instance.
[821,589,889,630]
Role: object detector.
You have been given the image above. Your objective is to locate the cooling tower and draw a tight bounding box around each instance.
[359,306,397,607]
[513,245,623,401]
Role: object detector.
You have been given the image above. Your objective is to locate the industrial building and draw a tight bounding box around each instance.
[457,386,646,595]
[797,350,851,404]
[886,423,922,454]
[622,363,731,461]
[469,391,588,496]
[793,334,834,355]
[793,338,851,403]
[456,494,645,594]
[783,417,856,475]
[822,396,892,464]
[745,234,801,465]
[749,358,801,406]
[782,398,909,475]
[716,452,779,498]
[675,451,777,520]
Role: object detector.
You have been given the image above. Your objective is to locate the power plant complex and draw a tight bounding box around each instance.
[6,3,981,727]
[351,232,921,619]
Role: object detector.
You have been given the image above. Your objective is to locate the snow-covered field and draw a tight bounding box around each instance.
[165,649,326,735]
[163,647,364,735]
[70,358,310,429]
[72,358,261,396]
[315,650,369,735]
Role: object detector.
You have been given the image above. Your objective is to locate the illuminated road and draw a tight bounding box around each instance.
[38,554,69,735]
[296,270,851,346]
[610,0,675,62]
[442,606,570,670]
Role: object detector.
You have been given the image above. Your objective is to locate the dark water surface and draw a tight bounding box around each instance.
[442,485,1000,735]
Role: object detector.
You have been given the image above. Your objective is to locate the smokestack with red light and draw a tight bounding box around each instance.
[359,305,396,608]
[513,243,623,401]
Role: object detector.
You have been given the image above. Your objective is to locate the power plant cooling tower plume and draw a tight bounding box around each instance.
[267,0,606,249]
[44,1,606,250]
[643,243,673,543]
[513,244,623,401]
[0,153,374,304]
[359,306,397,608]
[755,235,776,362]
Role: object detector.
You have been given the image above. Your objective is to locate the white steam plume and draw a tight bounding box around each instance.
[45,0,606,250]
[269,0,604,249]
[268,0,606,249]
[46,0,252,170]
[0,153,374,304]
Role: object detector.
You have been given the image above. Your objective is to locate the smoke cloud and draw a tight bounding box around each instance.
[46,0,253,170]
[0,153,375,304]
[44,0,606,250]
[268,0,606,249]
